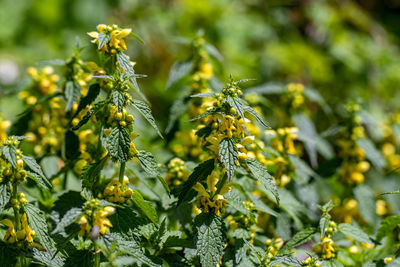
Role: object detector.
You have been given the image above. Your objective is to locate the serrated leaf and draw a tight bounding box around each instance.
[112,90,126,112]
[188,107,220,122]
[227,96,245,120]
[219,138,238,182]
[131,190,158,224]
[194,212,226,267]
[246,158,279,203]
[106,126,130,162]
[195,126,212,138]
[72,100,107,130]
[338,223,372,244]
[0,145,17,168]
[22,155,52,189]
[80,156,108,190]
[116,52,146,101]
[280,227,316,251]
[166,61,193,89]
[74,83,100,116]
[176,159,215,205]
[242,105,270,128]
[293,113,318,168]
[0,183,10,214]
[51,208,82,234]
[25,203,56,252]
[131,99,163,138]
[269,254,302,267]
[319,214,330,238]
[190,92,216,98]
[376,215,400,241]
[65,80,81,112]
[33,248,65,267]
[26,171,51,190]
[356,138,385,172]
[97,32,110,49]
[205,44,223,62]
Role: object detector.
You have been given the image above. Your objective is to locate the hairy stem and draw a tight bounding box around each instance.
[119,161,126,184]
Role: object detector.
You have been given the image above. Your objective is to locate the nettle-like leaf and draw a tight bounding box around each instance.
[242,105,270,128]
[269,254,302,267]
[112,90,126,112]
[131,189,158,225]
[116,52,146,100]
[33,248,65,267]
[166,60,193,89]
[51,207,82,234]
[80,156,108,190]
[97,32,110,49]
[194,212,226,267]
[191,92,216,98]
[165,97,190,133]
[338,223,373,244]
[227,96,245,120]
[0,145,17,168]
[376,215,400,242]
[319,214,330,238]
[246,158,279,204]
[356,138,386,172]
[22,155,52,189]
[188,107,220,122]
[354,185,377,226]
[65,80,81,112]
[175,159,215,205]
[0,242,17,266]
[0,183,10,214]
[25,203,56,252]
[280,227,316,251]
[218,138,238,182]
[131,99,163,138]
[74,83,100,116]
[72,100,108,130]
[136,150,170,195]
[106,126,131,162]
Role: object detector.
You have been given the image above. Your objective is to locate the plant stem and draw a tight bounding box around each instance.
[62,171,68,190]
[12,181,20,230]
[211,173,227,200]
[94,242,100,267]
[119,162,126,184]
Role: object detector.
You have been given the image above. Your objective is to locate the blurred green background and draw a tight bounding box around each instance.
[1,0,400,127]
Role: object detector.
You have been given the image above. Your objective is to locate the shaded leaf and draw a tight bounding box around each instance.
[132,99,163,138]
[219,138,238,182]
[131,190,158,225]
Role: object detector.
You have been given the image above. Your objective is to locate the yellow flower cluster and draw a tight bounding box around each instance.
[106,105,134,129]
[313,236,338,260]
[193,170,231,216]
[331,198,360,224]
[103,176,133,203]
[0,116,11,142]
[285,83,305,109]
[337,140,369,185]
[88,24,132,54]
[172,129,205,161]
[22,66,59,99]
[1,213,35,243]
[264,237,284,259]
[77,199,114,237]
[266,127,299,155]
[302,256,321,267]
[165,158,190,186]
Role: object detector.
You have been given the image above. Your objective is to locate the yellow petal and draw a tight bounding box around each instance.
[87,31,99,38]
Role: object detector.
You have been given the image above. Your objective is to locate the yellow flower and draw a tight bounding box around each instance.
[88,24,132,53]
[21,213,35,242]
[1,219,16,243]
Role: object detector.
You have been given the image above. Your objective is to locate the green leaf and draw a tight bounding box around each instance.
[80,156,108,190]
[25,203,56,252]
[293,113,317,168]
[112,90,126,112]
[319,214,330,238]
[246,158,279,203]
[205,44,223,62]
[22,155,52,189]
[219,138,238,182]
[97,32,110,49]
[354,185,377,226]
[280,227,316,251]
[116,52,146,101]
[375,215,400,242]
[51,208,82,234]
[166,61,193,89]
[65,80,81,112]
[165,97,189,133]
[131,99,163,138]
[269,255,302,267]
[74,83,100,116]
[72,100,107,130]
[195,126,212,138]
[191,92,216,98]
[63,130,80,160]
[0,183,10,214]
[380,190,400,195]
[242,105,270,128]
[188,107,220,122]
[33,249,65,267]
[338,223,373,244]
[227,96,245,120]
[0,145,17,168]
[36,59,65,66]
[194,212,226,267]
[131,190,159,224]
[106,126,131,162]
[356,138,386,172]
[176,159,215,205]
